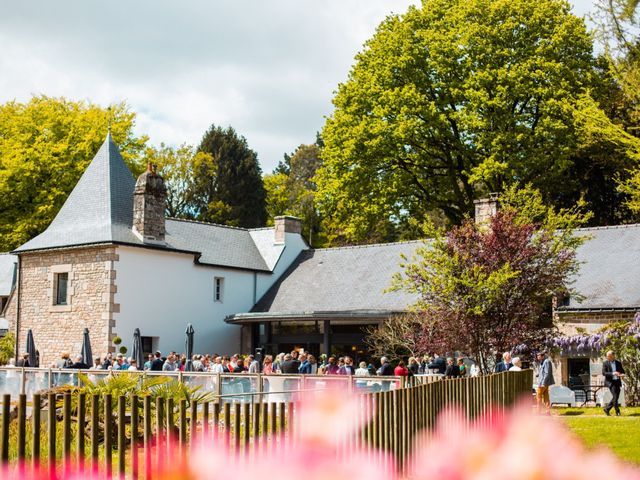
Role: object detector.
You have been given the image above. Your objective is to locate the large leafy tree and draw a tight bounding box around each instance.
[264,142,325,245]
[195,125,267,228]
[379,187,589,372]
[142,143,212,219]
[0,96,146,251]
[317,0,605,243]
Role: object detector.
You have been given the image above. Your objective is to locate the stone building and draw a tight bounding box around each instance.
[3,134,307,366]
[1,133,638,378]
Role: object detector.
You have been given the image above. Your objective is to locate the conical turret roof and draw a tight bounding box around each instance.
[12,133,279,272]
[14,133,140,252]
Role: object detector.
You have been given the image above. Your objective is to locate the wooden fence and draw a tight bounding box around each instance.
[0,370,532,477]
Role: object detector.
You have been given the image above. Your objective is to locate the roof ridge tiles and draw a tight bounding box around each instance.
[310,239,424,252]
[574,223,640,232]
[165,217,250,231]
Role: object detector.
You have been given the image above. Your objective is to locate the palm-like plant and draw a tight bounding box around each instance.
[46,372,216,445]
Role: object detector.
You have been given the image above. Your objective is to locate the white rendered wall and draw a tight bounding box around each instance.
[114,246,254,355]
[255,232,308,300]
[113,232,307,356]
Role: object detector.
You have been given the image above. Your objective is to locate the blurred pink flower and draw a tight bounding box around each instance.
[411,404,640,480]
[3,397,639,480]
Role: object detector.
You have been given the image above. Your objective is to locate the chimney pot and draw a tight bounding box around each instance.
[274,216,302,244]
[473,193,499,224]
[132,166,167,244]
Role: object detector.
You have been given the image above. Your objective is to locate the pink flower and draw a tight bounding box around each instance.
[411,404,640,480]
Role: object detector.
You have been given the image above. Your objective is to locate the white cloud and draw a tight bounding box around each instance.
[0,0,596,171]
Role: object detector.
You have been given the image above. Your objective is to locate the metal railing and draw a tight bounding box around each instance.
[0,367,438,401]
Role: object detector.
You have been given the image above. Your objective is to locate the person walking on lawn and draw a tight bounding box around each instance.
[603,350,625,416]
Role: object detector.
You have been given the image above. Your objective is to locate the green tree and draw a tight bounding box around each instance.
[142,143,212,219]
[195,125,267,228]
[317,0,605,243]
[382,186,589,372]
[0,96,146,251]
[264,143,325,245]
[0,333,15,365]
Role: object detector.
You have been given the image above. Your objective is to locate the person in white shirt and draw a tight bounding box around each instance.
[509,357,523,371]
[355,361,370,377]
[209,356,224,374]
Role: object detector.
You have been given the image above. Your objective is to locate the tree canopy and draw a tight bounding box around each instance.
[317,0,628,244]
[0,96,146,251]
[264,140,325,246]
[195,125,267,228]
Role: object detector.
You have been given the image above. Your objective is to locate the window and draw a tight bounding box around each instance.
[55,272,69,305]
[50,264,72,312]
[141,336,154,355]
[214,277,224,302]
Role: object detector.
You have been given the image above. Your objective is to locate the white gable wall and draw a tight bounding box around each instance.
[113,232,307,355]
[255,232,308,300]
[114,246,253,355]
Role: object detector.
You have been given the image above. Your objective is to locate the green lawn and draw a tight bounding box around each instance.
[556,407,640,465]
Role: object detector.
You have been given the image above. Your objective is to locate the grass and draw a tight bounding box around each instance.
[555,407,640,465]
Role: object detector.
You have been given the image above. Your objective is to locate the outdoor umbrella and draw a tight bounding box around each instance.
[184,323,195,372]
[132,328,144,368]
[81,328,92,367]
[26,329,37,368]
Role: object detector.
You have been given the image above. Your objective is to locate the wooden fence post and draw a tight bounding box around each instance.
[32,393,41,466]
[91,394,99,470]
[17,393,27,462]
[131,394,139,479]
[179,398,187,447]
[47,393,56,474]
[233,403,241,454]
[190,399,198,448]
[118,395,126,477]
[77,393,86,472]
[104,393,113,477]
[1,394,10,463]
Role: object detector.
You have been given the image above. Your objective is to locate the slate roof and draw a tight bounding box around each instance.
[0,253,17,297]
[235,223,640,321]
[12,134,278,272]
[561,224,640,311]
[14,134,139,253]
[165,219,269,271]
[249,241,422,316]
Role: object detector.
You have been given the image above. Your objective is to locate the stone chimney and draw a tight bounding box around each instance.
[473,193,499,224]
[132,163,167,244]
[274,216,302,244]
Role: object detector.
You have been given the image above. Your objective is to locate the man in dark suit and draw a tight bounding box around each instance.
[150,351,165,371]
[68,355,89,369]
[494,352,513,373]
[603,350,625,416]
[427,355,447,374]
[444,357,460,378]
[280,354,301,374]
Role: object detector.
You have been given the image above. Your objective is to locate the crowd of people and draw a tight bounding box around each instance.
[18,349,531,381]
[7,346,628,416]
[79,350,493,379]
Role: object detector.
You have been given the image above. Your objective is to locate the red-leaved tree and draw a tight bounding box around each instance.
[376,186,588,372]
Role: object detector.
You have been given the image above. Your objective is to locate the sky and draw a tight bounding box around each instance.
[0,0,595,173]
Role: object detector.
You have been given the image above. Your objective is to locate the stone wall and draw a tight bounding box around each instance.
[556,310,635,336]
[16,246,118,367]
